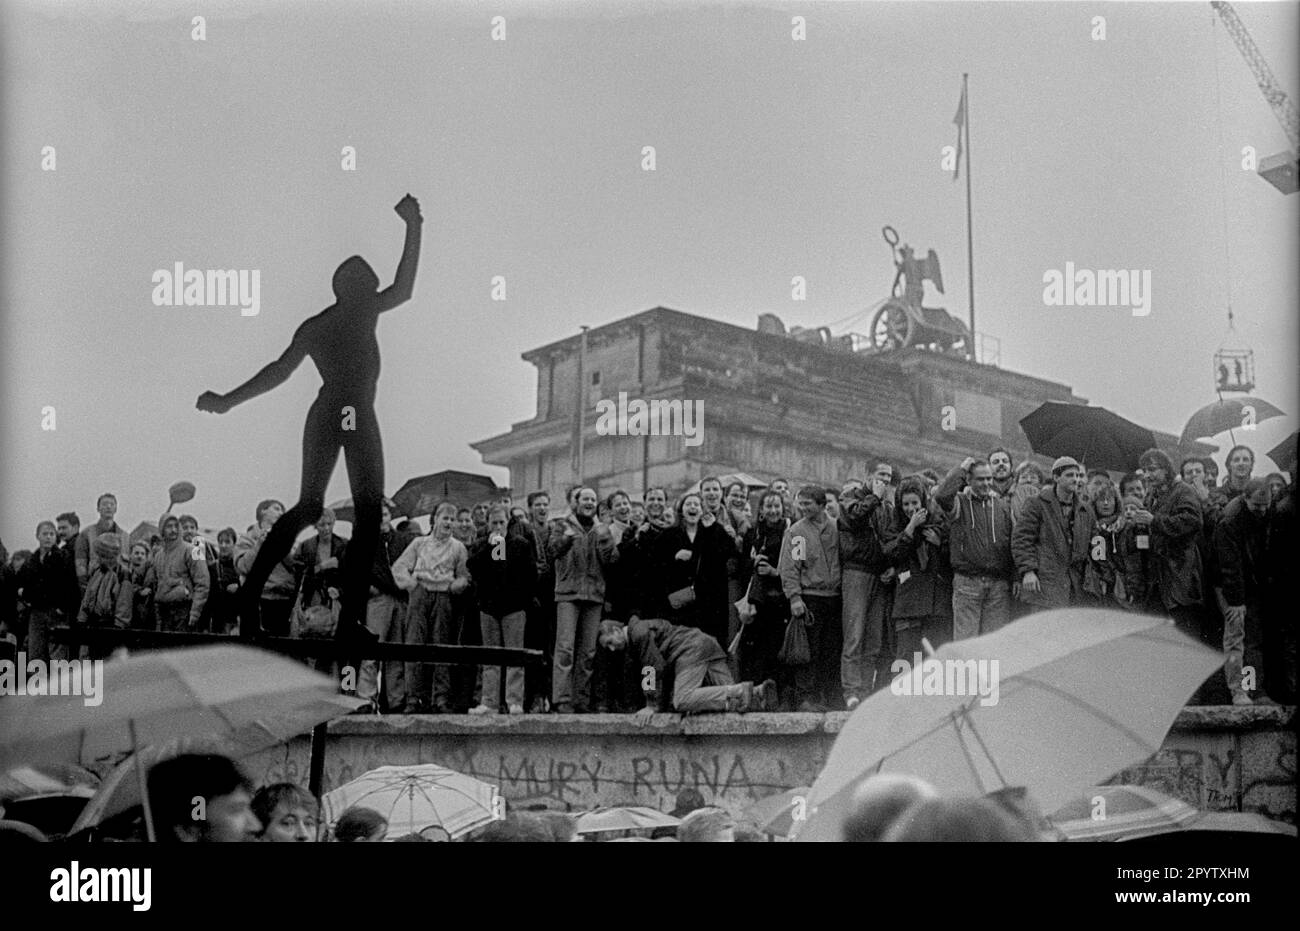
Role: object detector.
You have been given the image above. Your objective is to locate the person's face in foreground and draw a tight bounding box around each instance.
[1246,487,1271,520]
[263,503,284,527]
[36,524,57,549]
[796,494,820,522]
[1017,470,1040,489]
[1087,474,1110,499]
[218,537,236,559]
[1228,449,1253,479]
[130,544,150,569]
[434,511,456,538]
[599,625,628,652]
[1267,476,1285,502]
[679,494,703,524]
[183,788,261,842]
[57,519,77,543]
[901,492,924,518]
[968,464,994,498]
[631,503,646,524]
[762,495,784,522]
[576,489,598,518]
[1182,461,1205,485]
[1055,468,1081,498]
[262,803,318,843]
[316,512,335,540]
[700,480,723,510]
[529,495,549,523]
[610,495,632,523]
[770,480,789,497]
[989,451,1012,480]
[488,512,508,538]
[1095,495,1116,519]
[824,493,840,520]
[98,496,117,522]
[161,520,179,544]
[645,489,666,518]
[471,504,489,527]
[1121,479,1145,502]
[180,518,199,542]
[1140,461,1167,488]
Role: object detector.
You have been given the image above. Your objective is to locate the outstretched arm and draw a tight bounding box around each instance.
[197,332,307,413]
[376,194,423,313]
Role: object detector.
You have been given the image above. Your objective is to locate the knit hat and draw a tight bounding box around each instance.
[93,534,122,559]
[159,513,180,531]
[1051,456,1081,475]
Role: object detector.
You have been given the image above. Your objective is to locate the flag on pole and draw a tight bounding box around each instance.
[952,82,967,182]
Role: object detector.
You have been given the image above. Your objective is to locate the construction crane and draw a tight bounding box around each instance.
[1210,1,1299,194]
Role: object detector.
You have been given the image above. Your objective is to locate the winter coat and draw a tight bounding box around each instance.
[648,522,732,641]
[235,527,300,600]
[742,517,791,607]
[293,533,349,606]
[1145,481,1204,610]
[548,514,618,604]
[934,466,1014,578]
[16,547,68,611]
[621,517,672,618]
[144,540,211,627]
[1214,497,1267,608]
[836,488,891,573]
[77,563,132,630]
[779,514,841,609]
[467,529,537,618]
[1011,486,1095,609]
[883,510,953,622]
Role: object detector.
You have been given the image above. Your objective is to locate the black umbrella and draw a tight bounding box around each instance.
[1019,402,1156,473]
[1180,397,1285,446]
[392,470,504,519]
[1267,431,1297,473]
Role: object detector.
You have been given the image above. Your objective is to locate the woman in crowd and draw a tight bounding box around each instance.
[740,490,792,705]
[884,479,953,658]
[1083,484,1126,607]
[1009,461,1046,528]
[334,807,388,843]
[650,492,733,644]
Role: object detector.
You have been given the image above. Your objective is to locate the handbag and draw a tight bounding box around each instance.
[291,590,340,639]
[667,546,701,610]
[777,608,811,666]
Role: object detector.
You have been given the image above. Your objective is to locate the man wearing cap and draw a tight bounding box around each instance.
[143,513,210,632]
[74,493,130,588]
[1011,457,1094,612]
[76,534,133,659]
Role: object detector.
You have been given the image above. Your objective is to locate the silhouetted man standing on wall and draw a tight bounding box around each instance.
[198,194,423,641]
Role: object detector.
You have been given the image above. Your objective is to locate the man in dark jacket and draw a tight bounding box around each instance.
[1214,479,1271,705]
[935,457,1015,638]
[17,521,67,663]
[1012,457,1094,612]
[598,618,775,718]
[467,506,537,714]
[357,500,411,711]
[838,474,893,708]
[1135,448,1204,631]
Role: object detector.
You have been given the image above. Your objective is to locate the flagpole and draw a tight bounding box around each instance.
[573,325,590,485]
[963,72,976,362]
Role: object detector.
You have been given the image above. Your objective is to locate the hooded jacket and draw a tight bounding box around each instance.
[779,513,841,610]
[1011,485,1095,608]
[1145,479,1204,610]
[836,488,890,573]
[883,508,953,621]
[144,538,211,626]
[235,527,300,600]
[548,513,618,603]
[467,526,537,617]
[934,466,1014,578]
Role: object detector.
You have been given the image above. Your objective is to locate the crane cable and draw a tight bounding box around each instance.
[1210,10,1236,333]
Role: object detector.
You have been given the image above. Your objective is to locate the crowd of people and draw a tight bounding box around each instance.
[2,441,1295,714]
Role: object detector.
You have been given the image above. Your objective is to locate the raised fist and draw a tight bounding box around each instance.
[196,391,230,414]
[395,194,422,223]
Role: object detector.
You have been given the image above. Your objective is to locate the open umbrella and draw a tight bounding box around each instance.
[1050,785,1296,841]
[1180,397,1285,446]
[1267,431,1297,473]
[0,645,364,839]
[796,608,1222,841]
[1020,402,1157,473]
[325,497,357,523]
[129,521,158,545]
[573,806,681,835]
[320,764,500,840]
[162,481,196,517]
[743,786,810,838]
[683,472,770,496]
[392,470,503,519]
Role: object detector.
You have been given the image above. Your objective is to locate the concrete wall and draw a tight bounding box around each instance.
[246,706,1295,822]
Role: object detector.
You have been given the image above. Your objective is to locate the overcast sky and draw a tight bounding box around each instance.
[2,0,1296,545]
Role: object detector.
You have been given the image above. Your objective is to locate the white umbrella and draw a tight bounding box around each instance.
[573,806,681,835]
[797,609,1222,841]
[320,764,500,840]
[0,645,364,838]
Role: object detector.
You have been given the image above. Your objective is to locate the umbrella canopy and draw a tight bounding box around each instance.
[796,608,1222,841]
[743,786,811,837]
[1050,785,1297,841]
[1020,402,1157,473]
[1180,397,1285,445]
[129,521,158,545]
[1267,431,1297,473]
[325,497,357,523]
[392,470,504,519]
[573,806,681,835]
[0,645,365,771]
[0,764,99,802]
[320,764,499,840]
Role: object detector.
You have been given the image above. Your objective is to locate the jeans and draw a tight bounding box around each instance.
[791,594,843,709]
[841,569,888,701]
[1223,601,1264,699]
[358,593,407,708]
[26,608,68,664]
[479,609,527,710]
[552,600,601,710]
[673,639,748,712]
[951,574,1011,641]
[404,588,458,712]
